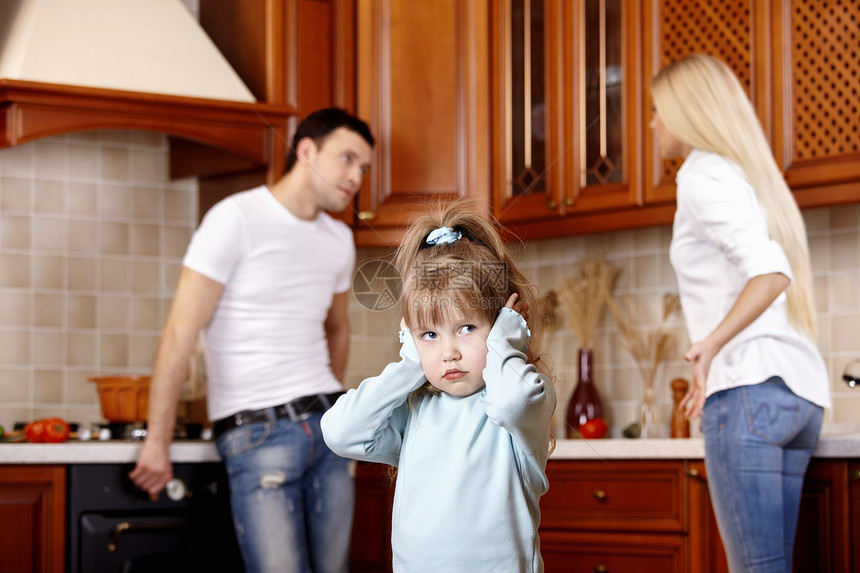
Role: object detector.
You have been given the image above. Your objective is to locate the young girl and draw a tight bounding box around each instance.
[321,201,556,572]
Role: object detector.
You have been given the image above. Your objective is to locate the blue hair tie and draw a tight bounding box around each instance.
[425,226,462,246]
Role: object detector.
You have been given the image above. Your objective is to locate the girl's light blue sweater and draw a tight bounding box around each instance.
[321,308,556,572]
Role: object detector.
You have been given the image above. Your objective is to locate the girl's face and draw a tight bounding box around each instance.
[649,107,690,159]
[410,310,493,397]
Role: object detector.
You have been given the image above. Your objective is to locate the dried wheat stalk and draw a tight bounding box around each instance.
[556,260,618,348]
[607,293,681,390]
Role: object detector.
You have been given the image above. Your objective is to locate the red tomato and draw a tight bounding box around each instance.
[25,418,71,443]
[43,418,71,443]
[25,420,46,443]
[580,417,609,439]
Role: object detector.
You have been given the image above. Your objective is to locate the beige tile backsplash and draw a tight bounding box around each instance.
[345,206,860,437]
[0,131,196,428]
[0,130,858,434]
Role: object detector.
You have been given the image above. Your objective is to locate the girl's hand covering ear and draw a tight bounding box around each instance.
[505,293,529,321]
[489,300,531,353]
[398,318,421,364]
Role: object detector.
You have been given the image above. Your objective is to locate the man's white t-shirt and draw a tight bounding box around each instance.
[183,186,356,421]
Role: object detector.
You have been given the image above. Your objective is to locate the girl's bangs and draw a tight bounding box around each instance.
[402,287,489,329]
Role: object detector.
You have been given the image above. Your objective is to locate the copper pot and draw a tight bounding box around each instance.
[89,376,150,422]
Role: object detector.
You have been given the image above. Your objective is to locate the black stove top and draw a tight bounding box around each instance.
[104,422,206,441]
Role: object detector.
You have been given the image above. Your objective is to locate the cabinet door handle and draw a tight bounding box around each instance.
[686,469,706,482]
[357,211,376,221]
[592,489,607,502]
[564,197,574,206]
[546,200,558,210]
[593,565,607,573]
[850,469,860,481]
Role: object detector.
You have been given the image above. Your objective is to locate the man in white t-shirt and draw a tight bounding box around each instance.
[131,108,374,572]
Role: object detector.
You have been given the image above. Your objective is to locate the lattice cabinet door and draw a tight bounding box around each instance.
[771,0,860,207]
[642,0,773,205]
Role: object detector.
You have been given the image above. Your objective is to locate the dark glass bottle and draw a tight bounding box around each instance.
[566,347,604,438]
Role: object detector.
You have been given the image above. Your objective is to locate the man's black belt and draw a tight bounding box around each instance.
[211,391,344,439]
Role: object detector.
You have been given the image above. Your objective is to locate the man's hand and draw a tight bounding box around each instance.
[129,440,173,501]
[129,268,223,500]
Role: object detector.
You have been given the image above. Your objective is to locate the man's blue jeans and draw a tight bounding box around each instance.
[215,409,354,573]
[702,377,823,573]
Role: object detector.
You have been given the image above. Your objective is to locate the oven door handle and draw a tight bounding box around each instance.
[108,521,186,553]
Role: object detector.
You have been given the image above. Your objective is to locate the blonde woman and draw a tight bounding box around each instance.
[651,54,831,572]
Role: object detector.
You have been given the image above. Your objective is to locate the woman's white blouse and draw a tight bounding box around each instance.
[669,149,831,408]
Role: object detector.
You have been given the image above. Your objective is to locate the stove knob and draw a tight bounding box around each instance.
[165,478,188,501]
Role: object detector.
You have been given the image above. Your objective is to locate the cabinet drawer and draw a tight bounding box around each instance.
[541,460,685,532]
[541,530,685,573]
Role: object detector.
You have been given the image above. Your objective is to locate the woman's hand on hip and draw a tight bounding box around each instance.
[681,339,716,419]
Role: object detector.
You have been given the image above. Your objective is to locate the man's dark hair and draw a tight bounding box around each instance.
[284,107,374,174]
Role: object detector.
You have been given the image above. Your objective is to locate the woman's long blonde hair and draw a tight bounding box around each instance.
[651,53,817,338]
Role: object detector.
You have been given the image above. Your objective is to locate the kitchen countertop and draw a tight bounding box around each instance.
[550,433,860,460]
[0,440,222,465]
[1,428,859,464]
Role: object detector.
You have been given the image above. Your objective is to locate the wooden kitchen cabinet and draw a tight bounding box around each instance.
[495,0,860,241]
[193,0,353,218]
[352,0,492,246]
[199,0,354,121]
[197,0,494,245]
[644,0,860,211]
[641,0,772,206]
[771,0,860,209]
[685,461,729,573]
[0,465,66,573]
[495,0,767,240]
[351,457,860,572]
[542,530,686,572]
[492,0,643,233]
[350,462,395,573]
[794,460,853,573]
[190,1,858,243]
[851,460,860,572]
[687,459,858,573]
[545,458,860,573]
[540,460,687,572]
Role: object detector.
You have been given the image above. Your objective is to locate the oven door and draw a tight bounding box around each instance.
[80,513,197,572]
[68,463,244,573]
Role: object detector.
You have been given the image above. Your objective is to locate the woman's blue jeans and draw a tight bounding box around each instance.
[702,377,823,573]
[215,409,354,573]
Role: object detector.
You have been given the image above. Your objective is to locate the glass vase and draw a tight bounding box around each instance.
[566,347,604,438]
[639,386,664,438]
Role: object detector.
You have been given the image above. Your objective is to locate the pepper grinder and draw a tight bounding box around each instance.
[670,378,690,438]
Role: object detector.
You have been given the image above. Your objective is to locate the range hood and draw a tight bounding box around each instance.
[0,0,295,179]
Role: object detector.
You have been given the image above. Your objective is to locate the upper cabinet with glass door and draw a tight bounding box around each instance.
[493,0,860,240]
[492,0,642,231]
